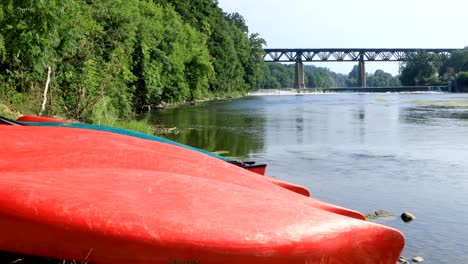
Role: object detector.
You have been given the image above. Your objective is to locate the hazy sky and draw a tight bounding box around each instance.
[217,0,468,75]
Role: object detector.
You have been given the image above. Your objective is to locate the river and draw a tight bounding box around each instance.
[152,92,468,263]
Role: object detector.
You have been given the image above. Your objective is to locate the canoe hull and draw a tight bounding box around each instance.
[0,126,404,263]
[17,115,313,197]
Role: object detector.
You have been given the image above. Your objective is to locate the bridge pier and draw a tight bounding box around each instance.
[358,57,366,88]
[294,61,305,89]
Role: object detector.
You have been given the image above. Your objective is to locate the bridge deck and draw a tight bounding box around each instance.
[264,48,458,62]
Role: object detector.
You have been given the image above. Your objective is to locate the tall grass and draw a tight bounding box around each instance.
[113,118,154,135]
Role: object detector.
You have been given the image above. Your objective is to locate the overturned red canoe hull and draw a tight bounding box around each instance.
[0,126,404,263]
[17,115,313,196]
[15,116,362,217]
[16,115,67,123]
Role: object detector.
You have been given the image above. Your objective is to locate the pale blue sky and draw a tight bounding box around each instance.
[217,0,468,75]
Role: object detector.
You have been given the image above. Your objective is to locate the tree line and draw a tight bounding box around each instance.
[0,0,265,121]
[259,63,402,89]
[399,48,468,88]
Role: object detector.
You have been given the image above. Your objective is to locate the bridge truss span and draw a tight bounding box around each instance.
[264,48,457,62]
[264,48,460,88]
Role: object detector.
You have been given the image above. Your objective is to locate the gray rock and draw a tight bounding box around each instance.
[365,210,394,220]
[412,256,424,262]
[375,210,394,217]
[401,212,416,223]
[398,256,408,263]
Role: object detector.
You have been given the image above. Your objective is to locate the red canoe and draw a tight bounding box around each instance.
[17,114,270,175]
[14,115,364,217]
[15,114,67,123]
[16,115,310,196]
[0,126,404,264]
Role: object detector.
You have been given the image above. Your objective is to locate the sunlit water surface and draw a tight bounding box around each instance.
[153,93,468,263]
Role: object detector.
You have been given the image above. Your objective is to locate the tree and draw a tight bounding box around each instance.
[399,51,440,86]
[0,5,4,60]
[0,0,69,92]
[367,70,401,87]
[346,65,359,87]
[304,66,336,88]
[457,71,468,87]
[444,47,468,89]
[259,63,349,89]
[244,33,266,89]
[441,47,468,75]
[156,0,265,94]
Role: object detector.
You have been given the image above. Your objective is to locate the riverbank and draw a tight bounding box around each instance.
[0,92,245,135]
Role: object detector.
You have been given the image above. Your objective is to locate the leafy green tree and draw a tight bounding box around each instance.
[442,47,468,88]
[182,28,213,101]
[131,2,165,109]
[0,0,68,92]
[346,65,359,87]
[399,51,440,86]
[53,2,107,119]
[260,63,294,88]
[0,5,4,60]
[257,63,280,88]
[440,47,468,77]
[367,70,401,87]
[259,63,350,89]
[304,66,336,88]
[87,0,139,118]
[244,33,266,89]
[456,71,468,87]
[332,72,347,87]
[131,2,213,107]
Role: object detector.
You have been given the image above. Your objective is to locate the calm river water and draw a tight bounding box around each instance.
[153,92,468,263]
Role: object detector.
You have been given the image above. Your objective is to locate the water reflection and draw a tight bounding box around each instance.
[357,108,365,120]
[151,102,266,159]
[401,105,468,125]
[295,115,304,144]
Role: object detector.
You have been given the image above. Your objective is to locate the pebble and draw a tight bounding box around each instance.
[398,256,408,263]
[412,256,424,262]
[375,210,394,217]
[401,212,416,223]
[365,209,394,220]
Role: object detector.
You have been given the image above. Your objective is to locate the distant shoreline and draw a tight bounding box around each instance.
[248,87,448,96]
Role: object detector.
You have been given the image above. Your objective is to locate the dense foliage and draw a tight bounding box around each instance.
[399,47,468,88]
[0,0,265,121]
[259,64,400,89]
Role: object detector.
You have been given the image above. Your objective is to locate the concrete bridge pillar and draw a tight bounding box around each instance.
[358,56,366,88]
[294,61,305,89]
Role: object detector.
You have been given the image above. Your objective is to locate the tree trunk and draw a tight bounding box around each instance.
[40,66,52,116]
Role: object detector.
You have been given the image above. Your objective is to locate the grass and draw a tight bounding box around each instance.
[113,119,154,135]
[0,101,162,136]
[212,150,230,155]
[0,103,21,120]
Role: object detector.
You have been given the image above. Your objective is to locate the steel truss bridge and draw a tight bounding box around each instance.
[263,48,459,88]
